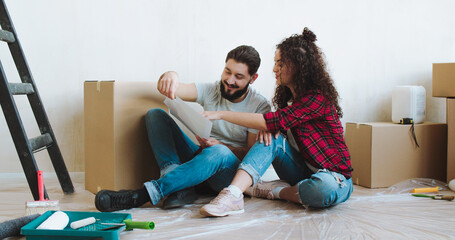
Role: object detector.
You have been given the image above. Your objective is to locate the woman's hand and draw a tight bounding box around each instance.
[201,111,223,120]
[256,130,280,146]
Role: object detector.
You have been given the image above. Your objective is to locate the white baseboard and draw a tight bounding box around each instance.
[0,172,84,178]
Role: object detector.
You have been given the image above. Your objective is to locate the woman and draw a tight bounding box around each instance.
[199,27,353,217]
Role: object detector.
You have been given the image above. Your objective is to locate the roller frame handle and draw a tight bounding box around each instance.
[37,170,44,201]
[123,219,154,230]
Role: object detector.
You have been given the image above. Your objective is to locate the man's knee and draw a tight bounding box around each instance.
[206,144,232,157]
[205,144,232,155]
[146,108,167,122]
[146,109,173,129]
[203,144,237,164]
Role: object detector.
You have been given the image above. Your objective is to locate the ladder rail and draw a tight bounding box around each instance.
[0,60,48,200]
[0,0,74,199]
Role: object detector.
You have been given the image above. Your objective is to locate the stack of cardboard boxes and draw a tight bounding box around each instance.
[345,63,455,188]
[433,63,455,183]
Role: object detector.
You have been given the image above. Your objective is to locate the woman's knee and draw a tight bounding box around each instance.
[297,173,339,208]
[252,134,285,148]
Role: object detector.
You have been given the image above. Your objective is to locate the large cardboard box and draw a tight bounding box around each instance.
[433,63,455,97]
[345,122,447,188]
[447,98,455,182]
[84,81,165,194]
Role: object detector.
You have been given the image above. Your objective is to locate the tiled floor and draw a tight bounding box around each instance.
[1,173,454,239]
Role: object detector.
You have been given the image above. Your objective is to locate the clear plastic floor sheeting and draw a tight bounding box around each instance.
[1,173,454,240]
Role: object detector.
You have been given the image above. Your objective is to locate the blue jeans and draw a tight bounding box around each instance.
[239,134,353,208]
[143,109,240,205]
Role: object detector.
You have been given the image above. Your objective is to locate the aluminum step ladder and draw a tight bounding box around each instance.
[0,0,74,200]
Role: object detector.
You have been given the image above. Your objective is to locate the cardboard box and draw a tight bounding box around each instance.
[84,81,165,194]
[447,98,455,182]
[345,122,447,188]
[433,63,455,97]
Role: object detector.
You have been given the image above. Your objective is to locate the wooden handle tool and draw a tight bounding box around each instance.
[411,187,440,193]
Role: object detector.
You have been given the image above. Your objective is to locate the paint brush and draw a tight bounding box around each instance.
[412,194,454,201]
[25,171,59,215]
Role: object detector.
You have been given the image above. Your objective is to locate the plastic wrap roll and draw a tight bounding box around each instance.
[0,214,41,238]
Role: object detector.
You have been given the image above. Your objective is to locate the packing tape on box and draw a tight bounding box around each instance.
[97,81,101,92]
[36,211,69,230]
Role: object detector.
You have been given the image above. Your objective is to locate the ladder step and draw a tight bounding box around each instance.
[29,133,53,152]
[0,29,15,43]
[8,82,35,95]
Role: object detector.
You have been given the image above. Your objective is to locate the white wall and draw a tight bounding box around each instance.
[1,0,454,172]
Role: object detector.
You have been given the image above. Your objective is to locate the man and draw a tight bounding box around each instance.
[95,45,271,212]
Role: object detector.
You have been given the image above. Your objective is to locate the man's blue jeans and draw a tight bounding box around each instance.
[239,134,353,208]
[143,109,240,205]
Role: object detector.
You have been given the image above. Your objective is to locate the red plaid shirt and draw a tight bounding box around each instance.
[263,91,353,178]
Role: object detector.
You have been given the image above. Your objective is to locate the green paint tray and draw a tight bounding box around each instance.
[21,210,131,240]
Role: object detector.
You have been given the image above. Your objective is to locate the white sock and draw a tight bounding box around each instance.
[227,185,243,198]
[271,187,285,199]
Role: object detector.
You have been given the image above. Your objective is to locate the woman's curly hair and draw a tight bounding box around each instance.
[272,27,343,117]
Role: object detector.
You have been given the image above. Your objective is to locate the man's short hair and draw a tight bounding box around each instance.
[226,45,261,76]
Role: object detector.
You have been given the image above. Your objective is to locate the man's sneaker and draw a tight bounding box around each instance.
[162,188,198,209]
[95,190,143,212]
[200,189,244,217]
[244,179,291,199]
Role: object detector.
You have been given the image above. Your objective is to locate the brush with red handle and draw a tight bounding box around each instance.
[38,170,44,201]
[25,170,60,215]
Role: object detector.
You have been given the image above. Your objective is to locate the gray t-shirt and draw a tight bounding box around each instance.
[196,81,271,148]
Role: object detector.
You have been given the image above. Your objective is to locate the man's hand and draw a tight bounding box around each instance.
[158,71,179,99]
[256,130,280,146]
[201,111,223,120]
[196,135,222,148]
[196,135,247,160]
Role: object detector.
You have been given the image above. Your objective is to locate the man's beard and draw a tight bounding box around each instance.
[220,79,250,102]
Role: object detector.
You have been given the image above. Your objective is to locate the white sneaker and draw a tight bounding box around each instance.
[200,188,244,217]
[244,179,290,199]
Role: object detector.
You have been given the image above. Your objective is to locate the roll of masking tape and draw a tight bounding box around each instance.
[70,217,96,229]
[449,179,455,192]
[36,211,69,230]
